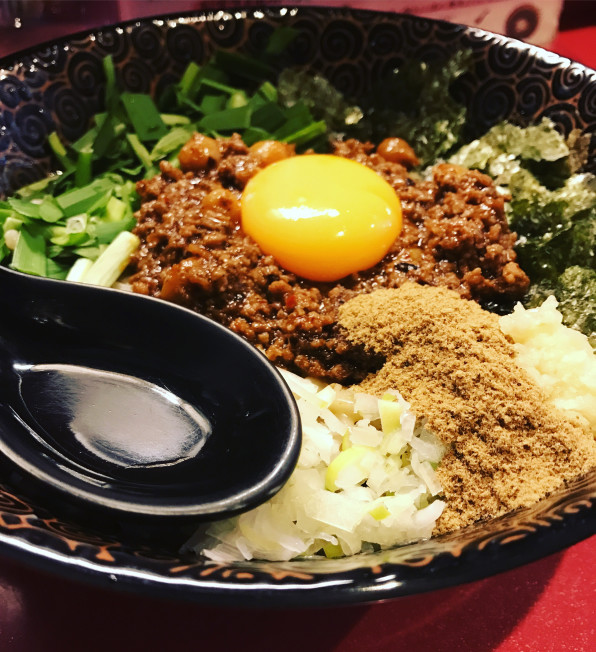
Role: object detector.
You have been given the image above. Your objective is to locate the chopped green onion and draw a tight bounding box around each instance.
[86,187,113,215]
[8,197,40,219]
[11,227,47,276]
[117,180,138,207]
[251,101,287,131]
[94,217,136,244]
[49,225,90,247]
[264,26,298,56]
[93,114,119,159]
[227,91,249,109]
[178,61,202,99]
[66,256,94,282]
[199,61,230,85]
[213,50,273,83]
[72,245,104,260]
[160,113,191,126]
[242,126,272,147]
[257,81,278,102]
[45,258,69,280]
[71,128,97,153]
[103,55,118,112]
[281,120,327,147]
[56,184,108,218]
[83,231,140,287]
[48,132,74,171]
[126,133,155,173]
[105,196,127,222]
[75,148,94,187]
[198,105,252,132]
[0,238,9,263]
[121,93,168,142]
[197,77,240,97]
[199,93,226,115]
[3,216,24,232]
[3,228,19,251]
[150,126,194,160]
[15,175,58,197]
[273,101,315,140]
[38,197,64,223]
[46,243,64,258]
[66,214,88,234]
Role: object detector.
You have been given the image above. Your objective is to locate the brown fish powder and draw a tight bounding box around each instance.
[338,283,596,534]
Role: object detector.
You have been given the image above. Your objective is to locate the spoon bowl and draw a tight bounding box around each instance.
[0,266,301,530]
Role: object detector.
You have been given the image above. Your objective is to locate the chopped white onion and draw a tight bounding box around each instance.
[198,369,445,561]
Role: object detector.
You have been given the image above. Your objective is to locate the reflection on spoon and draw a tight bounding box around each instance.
[0,264,301,522]
[19,364,211,468]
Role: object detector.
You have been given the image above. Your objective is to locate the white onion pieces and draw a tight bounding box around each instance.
[197,369,446,562]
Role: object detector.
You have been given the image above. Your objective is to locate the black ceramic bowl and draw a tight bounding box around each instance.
[0,5,594,607]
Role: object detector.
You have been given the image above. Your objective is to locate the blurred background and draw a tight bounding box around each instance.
[0,0,594,63]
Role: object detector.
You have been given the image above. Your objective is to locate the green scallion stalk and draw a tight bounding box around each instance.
[66,256,94,282]
[94,217,136,245]
[56,184,107,218]
[38,198,64,223]
[227,90,249,109]
[75,149,94,187]
[126,133,155,173]
[82,231,140,287]
[11,227,47,276]
[48,132,74,171]
[198,77,241,97]
[213,50,273,83]
[150,126,195,160]
[121,93,168,142]
[105,196,127,222]
[257,81,278,102]
[103,55,117,112]
[281,120,327,146]
[3,216,24,232]
[160,113,192,126]
[8,197,40,219]
[198,105,252,132]
[178,61,202,98]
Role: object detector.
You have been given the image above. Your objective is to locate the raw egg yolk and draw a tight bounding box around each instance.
[241,154,402,282]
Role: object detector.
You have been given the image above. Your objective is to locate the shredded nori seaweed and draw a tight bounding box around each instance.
[450,119,596,345]
[278,50,473,166]
[526,267,596,347]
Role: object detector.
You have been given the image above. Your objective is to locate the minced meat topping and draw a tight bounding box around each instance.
[129,133,530,382]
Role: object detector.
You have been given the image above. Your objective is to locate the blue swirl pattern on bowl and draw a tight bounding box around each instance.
[0,6,594,606]
[1,6,596,197]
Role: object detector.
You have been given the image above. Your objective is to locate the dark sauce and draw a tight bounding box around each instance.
[130,134,530,384]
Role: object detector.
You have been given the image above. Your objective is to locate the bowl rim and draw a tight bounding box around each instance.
[0,470,594,608]
[0,2,593,74]
[0,4,594,608]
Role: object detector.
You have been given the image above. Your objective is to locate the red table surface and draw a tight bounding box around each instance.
[0,11,595,652]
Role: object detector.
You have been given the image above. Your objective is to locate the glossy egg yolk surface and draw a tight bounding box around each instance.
[241,154,402,282]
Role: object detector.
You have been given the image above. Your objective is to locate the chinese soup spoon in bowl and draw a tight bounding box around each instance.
[0,265,301,534]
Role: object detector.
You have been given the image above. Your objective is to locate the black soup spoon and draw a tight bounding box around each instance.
[0,266,301,529]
